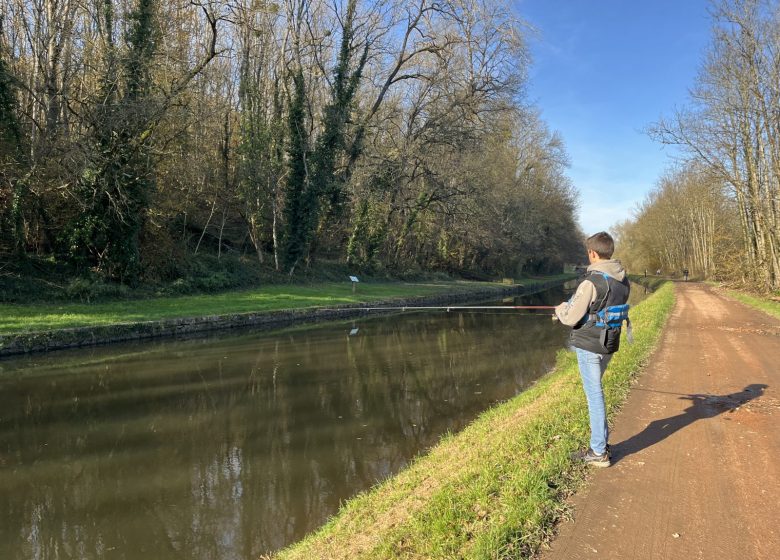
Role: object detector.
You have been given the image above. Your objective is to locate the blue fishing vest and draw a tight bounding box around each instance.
[570,271,631,355]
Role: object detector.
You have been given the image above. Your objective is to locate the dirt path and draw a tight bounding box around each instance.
[539,282,780,560]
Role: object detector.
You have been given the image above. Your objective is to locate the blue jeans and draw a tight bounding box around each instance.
[574,347,613,454]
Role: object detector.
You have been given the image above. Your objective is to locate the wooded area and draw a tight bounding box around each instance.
[0,0,583,291]
[620,0,780,292]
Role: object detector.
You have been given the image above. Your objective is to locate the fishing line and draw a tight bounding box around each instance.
[327,305,557,317]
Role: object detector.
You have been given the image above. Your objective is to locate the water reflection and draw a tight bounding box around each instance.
[0,288,578,559]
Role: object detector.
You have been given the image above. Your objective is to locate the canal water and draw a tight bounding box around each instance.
[0,282,641,559]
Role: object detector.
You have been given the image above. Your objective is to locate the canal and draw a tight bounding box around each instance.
[0,282,642,559]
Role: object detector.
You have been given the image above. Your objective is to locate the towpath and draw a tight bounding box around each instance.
[539,282,780,560]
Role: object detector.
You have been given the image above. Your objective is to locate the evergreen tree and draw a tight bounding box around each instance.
[283,0,368,271]
[66,0,157,282]
[282,69,314,271]
[0,19,26,256]
[310,0,367,212]
[0,54,19,149]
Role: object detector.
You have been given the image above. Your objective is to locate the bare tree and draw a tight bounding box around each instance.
[652,0,780,289]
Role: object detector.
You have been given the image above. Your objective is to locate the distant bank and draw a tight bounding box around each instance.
[0,276,574,357]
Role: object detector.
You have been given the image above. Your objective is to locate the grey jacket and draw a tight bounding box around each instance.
[555,260,627,327]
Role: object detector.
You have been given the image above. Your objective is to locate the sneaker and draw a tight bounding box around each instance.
[571,447,611,468]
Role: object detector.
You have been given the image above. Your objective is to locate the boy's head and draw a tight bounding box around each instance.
[585,231,614,261]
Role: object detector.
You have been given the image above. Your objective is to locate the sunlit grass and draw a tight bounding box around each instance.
[274,281,676,559]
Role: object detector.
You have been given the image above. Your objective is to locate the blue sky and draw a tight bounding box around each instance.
[514,0,713,234]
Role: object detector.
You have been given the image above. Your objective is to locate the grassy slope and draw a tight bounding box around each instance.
[273,282,676,560]
[0,277,573,335]
[722,289,780,320]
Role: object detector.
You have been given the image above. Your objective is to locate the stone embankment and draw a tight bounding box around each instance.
[0,278,569,357]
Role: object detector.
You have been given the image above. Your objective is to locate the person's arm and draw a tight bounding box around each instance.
[555,280,596,327]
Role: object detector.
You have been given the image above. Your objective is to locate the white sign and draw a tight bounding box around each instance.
[349,276,359,282]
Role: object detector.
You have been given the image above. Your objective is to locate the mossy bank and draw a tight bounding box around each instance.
[271,281,676,560]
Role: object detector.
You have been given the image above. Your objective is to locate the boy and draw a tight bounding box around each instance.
[554,231,630,467]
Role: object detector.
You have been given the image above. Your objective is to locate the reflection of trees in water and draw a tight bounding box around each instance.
[0,306,567,559]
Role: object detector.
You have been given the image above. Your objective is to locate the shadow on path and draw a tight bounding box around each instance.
[612,384,768,464]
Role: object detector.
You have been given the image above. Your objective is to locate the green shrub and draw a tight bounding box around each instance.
[64,277,130,302]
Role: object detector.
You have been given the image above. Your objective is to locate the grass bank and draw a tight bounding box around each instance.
[0,276,573,336]
[721,288,780,320]
[272,281,676,560]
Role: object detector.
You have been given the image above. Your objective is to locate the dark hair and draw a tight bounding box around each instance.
[586,231,614,259]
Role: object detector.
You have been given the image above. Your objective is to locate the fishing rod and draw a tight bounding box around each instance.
[357,305,556,312]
